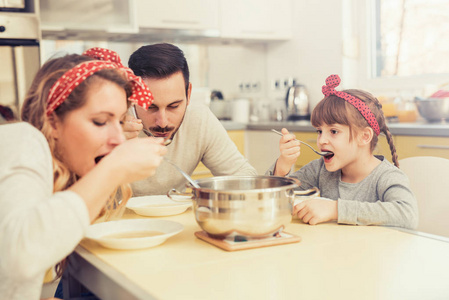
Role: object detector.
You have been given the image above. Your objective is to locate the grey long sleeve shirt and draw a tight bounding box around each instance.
[132,104,257,196]
[267,156,418,229]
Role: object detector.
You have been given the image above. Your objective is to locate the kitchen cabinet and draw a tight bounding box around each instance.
[136,0,219,31]
[192,130,246,179]
[246,130,280,175]
[395,135,449,160]
[40,0,137,34]
[374,134,394,163]
[219,0,292,40]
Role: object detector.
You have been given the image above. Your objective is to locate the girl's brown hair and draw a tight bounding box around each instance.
[21,54,133,278]
[311,89,399,167]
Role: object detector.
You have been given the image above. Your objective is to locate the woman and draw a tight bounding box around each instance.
[0,48,167,299]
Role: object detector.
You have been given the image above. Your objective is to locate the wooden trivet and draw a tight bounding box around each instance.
[195,231,301,251]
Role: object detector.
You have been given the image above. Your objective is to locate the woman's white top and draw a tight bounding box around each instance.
[0,122,90,300]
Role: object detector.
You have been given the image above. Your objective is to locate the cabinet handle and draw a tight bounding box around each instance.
[417,144,449,150]
[162,20,199,25]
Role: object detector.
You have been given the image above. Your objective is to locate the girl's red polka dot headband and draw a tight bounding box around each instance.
[46,47,153,116]
[322,74,380,136]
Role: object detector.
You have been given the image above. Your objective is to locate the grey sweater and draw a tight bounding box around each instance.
[132,104,257,196]
[267,157,418,229]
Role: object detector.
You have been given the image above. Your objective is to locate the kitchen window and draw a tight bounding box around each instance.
[374,0,449,78]
[352,0,449,93]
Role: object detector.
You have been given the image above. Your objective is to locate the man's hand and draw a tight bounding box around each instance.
[293,198,338,225]
[122,114,143,140]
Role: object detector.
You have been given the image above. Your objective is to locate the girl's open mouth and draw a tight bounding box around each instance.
[323,152,334,162]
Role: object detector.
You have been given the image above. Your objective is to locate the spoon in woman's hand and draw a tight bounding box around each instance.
[132,105,172,145]
[271,129,332,156]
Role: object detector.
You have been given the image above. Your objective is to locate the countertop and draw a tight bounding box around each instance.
[221,120,449,137]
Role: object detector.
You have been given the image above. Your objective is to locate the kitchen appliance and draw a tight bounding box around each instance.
[285,83,310,121]
[0,10,40,119]
[168,175,320,239]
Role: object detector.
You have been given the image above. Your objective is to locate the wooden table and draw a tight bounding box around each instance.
[64,209,449,300]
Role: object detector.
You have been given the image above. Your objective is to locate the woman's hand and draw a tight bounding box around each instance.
[274,128,300,176]
[101,137,167,185]
[122,114,143,140]
[293,198,338,225]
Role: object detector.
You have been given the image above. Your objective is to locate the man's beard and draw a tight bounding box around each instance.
[148,109,187,141]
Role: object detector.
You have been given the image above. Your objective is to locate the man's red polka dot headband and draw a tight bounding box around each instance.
[322,74,380,136]
[46,47,153,116]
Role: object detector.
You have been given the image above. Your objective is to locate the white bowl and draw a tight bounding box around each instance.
[85,219,184,250]
[126,195,192,217]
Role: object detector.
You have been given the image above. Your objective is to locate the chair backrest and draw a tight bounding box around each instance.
[399,156,449,237]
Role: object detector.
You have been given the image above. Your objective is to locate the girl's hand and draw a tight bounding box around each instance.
[101,137,167,184]
[293,198,338,225]
[274,128,300,176]
[122,114,143,140]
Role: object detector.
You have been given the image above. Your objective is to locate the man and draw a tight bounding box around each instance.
[125,43,257,195]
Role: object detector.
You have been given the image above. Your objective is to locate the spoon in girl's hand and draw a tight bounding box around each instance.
[271,129,332,156]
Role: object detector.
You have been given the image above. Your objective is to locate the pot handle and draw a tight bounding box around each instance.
[167,188,193,202]
[292,187,320,198]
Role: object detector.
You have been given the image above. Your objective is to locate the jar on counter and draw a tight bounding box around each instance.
[379,96,399,123]
[396,99,418,123]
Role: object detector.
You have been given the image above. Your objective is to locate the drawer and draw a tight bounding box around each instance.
[396,136,449,160]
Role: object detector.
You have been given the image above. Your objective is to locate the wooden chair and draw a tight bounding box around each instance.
[399,156,449,237]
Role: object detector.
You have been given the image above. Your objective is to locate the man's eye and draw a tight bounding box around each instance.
[316,130,322,134]
[331,130,338,134]
[169,105,179,109]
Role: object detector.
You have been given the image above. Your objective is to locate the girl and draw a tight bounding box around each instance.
[0,48,167,299]
[269,75,418,229]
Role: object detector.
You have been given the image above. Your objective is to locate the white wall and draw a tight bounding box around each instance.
[207,43,267,101]
[265,0,344,108]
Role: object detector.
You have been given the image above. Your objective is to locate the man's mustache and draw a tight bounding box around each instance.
[150,126,175,133]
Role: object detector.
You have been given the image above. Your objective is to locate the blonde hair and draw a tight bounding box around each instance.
[311,89,399,167]
[21,54,133,278]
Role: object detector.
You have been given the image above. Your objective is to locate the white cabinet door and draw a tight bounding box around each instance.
[220,0,292,40]
[40,0,136,32]
[136,0,219,30]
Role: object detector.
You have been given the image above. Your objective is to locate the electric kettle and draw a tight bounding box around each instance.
[285,84,310,121]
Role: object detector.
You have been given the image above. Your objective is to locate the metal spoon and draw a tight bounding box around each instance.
[164,158,200,188]
[131,105,172,146]
[271,129,331,156]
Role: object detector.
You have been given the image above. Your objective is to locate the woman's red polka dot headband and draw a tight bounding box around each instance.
[46,47,153,116]
[322,74,380,136]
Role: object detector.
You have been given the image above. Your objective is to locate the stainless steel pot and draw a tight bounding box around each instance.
[168,176,319,239]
